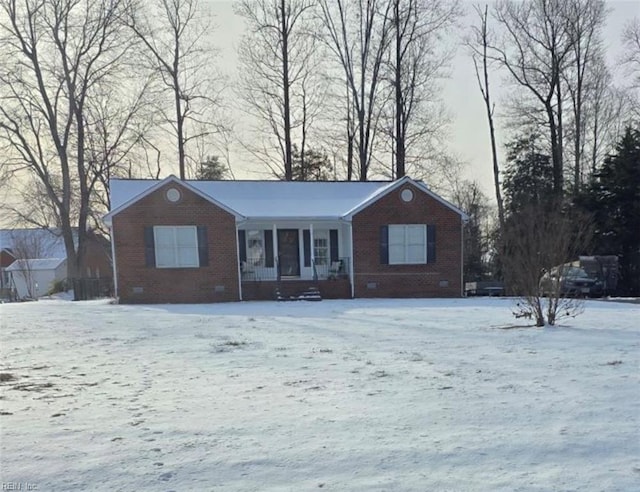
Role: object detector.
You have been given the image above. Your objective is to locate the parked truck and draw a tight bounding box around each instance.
[572,256,619,296]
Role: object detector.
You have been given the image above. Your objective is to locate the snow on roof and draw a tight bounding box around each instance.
[108,178,395,220]
[0,229,75,259]
[6,258,66,271]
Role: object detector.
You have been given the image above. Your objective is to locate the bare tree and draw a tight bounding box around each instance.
[236,0,322,181]
[451,180,492,283]
[500,203,592,326]
[469,4,505,229]
[127,0,224,180]
[622,18,640,122]
[0,0,138,296]
[489,0,576,196]
[388,0,459,179]
[315,65,358,180]
[622,18,640,89]
[563,0,606,194]
[86,77,157,234]
[580,56,629,178]
[319,0,393,181]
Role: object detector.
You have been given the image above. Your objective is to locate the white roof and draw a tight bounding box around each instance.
[6,258,66,271]
[109,178,395,220]
[0,229,75,259]
[106,175,467,223]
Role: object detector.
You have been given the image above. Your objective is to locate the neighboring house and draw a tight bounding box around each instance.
[0,228,112,294]
[6,258,67,299]
[0,248,16,290]
[104,175,468,304]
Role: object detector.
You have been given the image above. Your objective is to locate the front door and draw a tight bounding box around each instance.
[278,229,300,277]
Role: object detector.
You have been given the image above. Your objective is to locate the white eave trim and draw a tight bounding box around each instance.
[237,216,344,223]
[103,175,245,226]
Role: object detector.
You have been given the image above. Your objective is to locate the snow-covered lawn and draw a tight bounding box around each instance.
[1,297,638,491]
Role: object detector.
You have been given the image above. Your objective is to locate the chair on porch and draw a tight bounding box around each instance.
[241,261,255,279]
[328,260,343,279]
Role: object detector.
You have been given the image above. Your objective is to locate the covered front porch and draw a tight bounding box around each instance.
[237,220,353,300]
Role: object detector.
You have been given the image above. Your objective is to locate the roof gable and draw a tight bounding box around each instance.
[0,228,75,258]
[6,257,66,271]
[344,176,469,220]
[104,175,244,225]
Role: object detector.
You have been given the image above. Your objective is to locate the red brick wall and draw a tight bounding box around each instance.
[112,182,239,303]
[0,250,16,268]
[81,233,112,279]
[352,183,462,298]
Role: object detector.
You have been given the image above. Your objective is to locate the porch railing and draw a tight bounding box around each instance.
[241,256,350,282]
[313,257,350,280]
[241,256,278,281]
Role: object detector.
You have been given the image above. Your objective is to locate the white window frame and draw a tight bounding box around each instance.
[154,226,199,268]
[313,230,330,266]
[389,224,427,265]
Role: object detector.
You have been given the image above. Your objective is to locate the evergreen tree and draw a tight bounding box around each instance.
[196,156,228,180]
[290,145,333,181]
[503,133,555,215]
[581,127,640,295]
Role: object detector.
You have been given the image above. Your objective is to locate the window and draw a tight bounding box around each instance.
[314,232,329,266]
[246,230,264,266]
[154,226,199,268]
[389,225,426,264]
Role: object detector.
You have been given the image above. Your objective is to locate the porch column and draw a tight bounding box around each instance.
[109,225,119,299]
[348,222,355,298]
[309,223,315,280]
[235,222,243,300]
[272,224,278,278]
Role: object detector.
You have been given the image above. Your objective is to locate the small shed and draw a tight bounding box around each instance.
[6,258,67,300]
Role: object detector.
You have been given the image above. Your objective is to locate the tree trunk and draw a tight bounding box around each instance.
[174,72,185,180]
[548,103,563,196]
[394,0,405,179]
[171,21,185,181]
[574,89,582,195]
[473,5,505,229]
[300,89,308,181]
[281,0,293,181]
[555,74,564,197]
[346,78,354,181]
[347,117,354,181]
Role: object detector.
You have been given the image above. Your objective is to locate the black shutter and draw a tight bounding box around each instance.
[427,225,436,263]
[144,226,155,267]
[303,229,311,267]
[380,225,389,265]
[330,229,339,262]
[238,230,246,263]
[264,230,274,267]
[197,226,209,267]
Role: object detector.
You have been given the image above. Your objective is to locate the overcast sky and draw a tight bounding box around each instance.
[0,0,637,229]
[204,0,638,196]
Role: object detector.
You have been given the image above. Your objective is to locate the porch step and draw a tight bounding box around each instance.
[276,286,322,302]
[241,279,350,301]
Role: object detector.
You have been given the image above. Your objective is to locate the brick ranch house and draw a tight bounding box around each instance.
[104,175,468,303]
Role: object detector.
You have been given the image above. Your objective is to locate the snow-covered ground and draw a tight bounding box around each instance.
[1,297,638,491]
